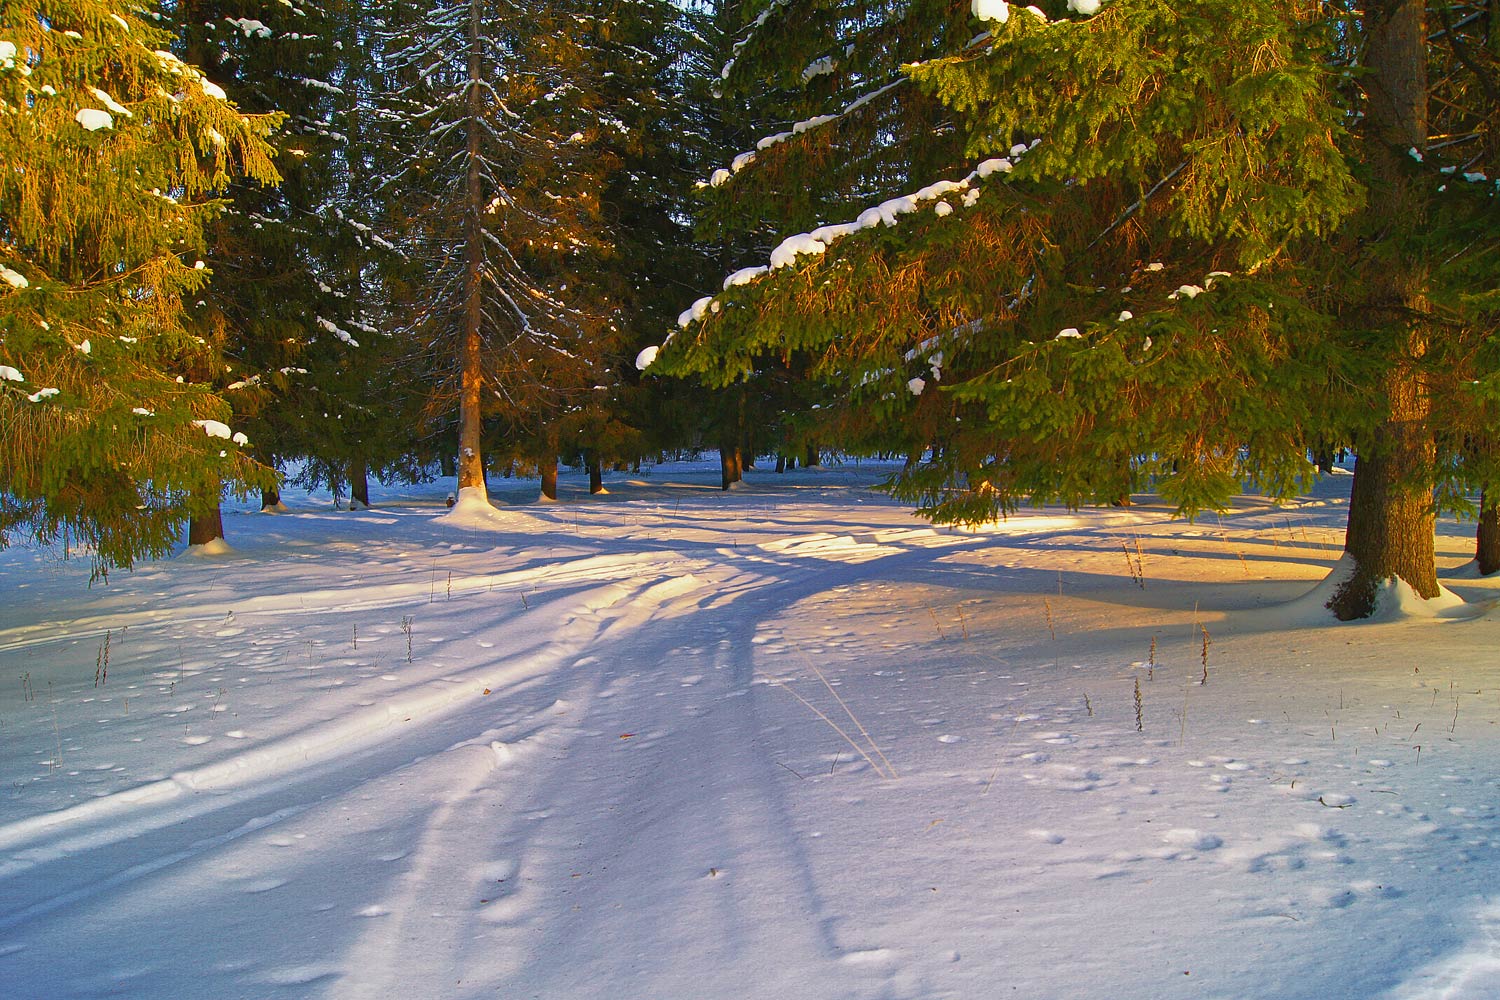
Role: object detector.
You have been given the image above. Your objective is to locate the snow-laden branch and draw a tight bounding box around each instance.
[639,146,1038,371]
[695,79,908,191]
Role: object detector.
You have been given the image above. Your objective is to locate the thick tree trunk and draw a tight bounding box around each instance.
[775,454,786,474]
[720,448,737,490]
[588,456,604,494]
[1478,489,1500,575]
[349,458,371,509]
[803,442,819,469]
[188,505,225,546]
[456,0,487,499]
[540,454,559,501]
[1329,0,1439,619]
[260,486,281,511]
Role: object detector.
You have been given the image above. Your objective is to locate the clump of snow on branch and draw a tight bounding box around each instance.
[88,88,132,118]
[316,317,360,348]
[75,108,113,131]
[972,0,1010,24]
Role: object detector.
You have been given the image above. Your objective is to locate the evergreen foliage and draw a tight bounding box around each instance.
[368,0,616,497]
[652,0,1500,614]
[0,0,279,576]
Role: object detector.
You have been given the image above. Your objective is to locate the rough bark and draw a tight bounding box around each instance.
[1329,0,1440,619]
[720,448,738,490]
[588,456,604,494]
[350,458,371,509]
[540,454,558,501]
[455,0,487,497]
[1479,489,1500,575]
[188,505,225,546]
[260,486,281,511]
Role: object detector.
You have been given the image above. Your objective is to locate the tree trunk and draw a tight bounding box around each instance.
[720,448,736,490]
[1330,0,1439,619]
[1478,489,1500,575]
[775,454,786,473]
[188,505,225,546]
[350,457,371,509]
[540,454,558,501]
[456,0,487,499]
[588,456,604,494]
[803,442,819,469]
[260,485,281,511]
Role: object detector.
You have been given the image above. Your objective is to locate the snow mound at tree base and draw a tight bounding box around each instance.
[182,538,235,558]
[438,487,513,528]
[1264,554,1470,626]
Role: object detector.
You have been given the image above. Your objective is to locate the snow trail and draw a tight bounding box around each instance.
[2,462,1499,999]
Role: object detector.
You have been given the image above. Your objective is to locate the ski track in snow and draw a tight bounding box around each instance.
[0,462,1498,998]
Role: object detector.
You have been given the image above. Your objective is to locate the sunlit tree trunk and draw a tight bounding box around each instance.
[1330,0,1440,619]
[456,0,488,499]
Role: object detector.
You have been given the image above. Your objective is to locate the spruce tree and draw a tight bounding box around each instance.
[371,0,612,505]
[166,0,359,536]
[652,0,1500,619]
[0,0,279,576]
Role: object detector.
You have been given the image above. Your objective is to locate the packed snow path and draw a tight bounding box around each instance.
[1,462,1498,999]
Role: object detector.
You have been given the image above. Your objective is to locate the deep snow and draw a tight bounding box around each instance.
[1,460,1498,999]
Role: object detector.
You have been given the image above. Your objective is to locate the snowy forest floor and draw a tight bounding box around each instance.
[1,459,1498,1000]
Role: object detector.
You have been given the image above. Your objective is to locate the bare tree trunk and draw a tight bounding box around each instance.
[803,442,819,469]
[588,455,604,494]
[456,0,487,499]
[350,458,371,509]
[1330,0,1439,619]
[260,485,281,511]
[1479,489,1500,575]
[775,453,786,474]
[540,454,558,501]
[720,448,736,490]
[189,505,225,546]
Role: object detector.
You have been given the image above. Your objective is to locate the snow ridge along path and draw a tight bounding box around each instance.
[1,461,1499,999]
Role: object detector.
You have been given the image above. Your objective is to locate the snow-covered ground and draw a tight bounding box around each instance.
[1,460,1497,1000]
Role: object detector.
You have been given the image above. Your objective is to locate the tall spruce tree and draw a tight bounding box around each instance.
[652,0,1500,619]
[0,0,279,576]
[167,0,358,538]
[371,0,613,505]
